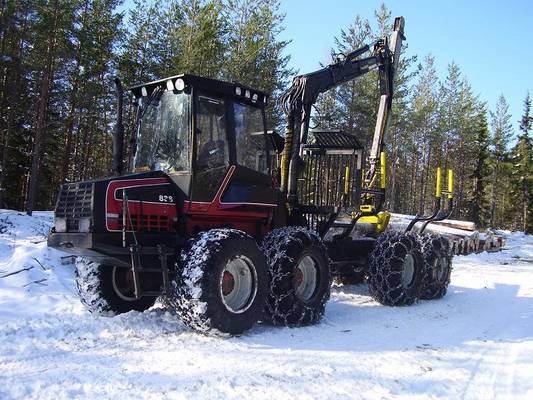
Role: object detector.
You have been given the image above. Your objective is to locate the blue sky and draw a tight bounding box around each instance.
[278,0,532,137]
[120,0,532,136]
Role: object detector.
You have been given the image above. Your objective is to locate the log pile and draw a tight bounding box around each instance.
[389,214,506,256]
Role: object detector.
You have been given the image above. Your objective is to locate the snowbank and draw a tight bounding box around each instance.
[0,210,532,399]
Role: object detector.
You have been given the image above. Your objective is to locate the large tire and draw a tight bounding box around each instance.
[419,234,453,299]
[367,232,423,306]
[169,229,268,335]
[261,227,331,326]
[75,258,156,316]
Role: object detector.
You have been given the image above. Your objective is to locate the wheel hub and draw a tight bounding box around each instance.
[222,271,235,296]
[220,256,257,313]
[294,255,318,302]
[293,267,304,288]
[434,256,448,283]
[401,254,415,289]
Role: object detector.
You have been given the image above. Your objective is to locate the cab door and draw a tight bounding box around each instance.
[186,92,277,236]
[190,91,230,203]
[220,101,276,207]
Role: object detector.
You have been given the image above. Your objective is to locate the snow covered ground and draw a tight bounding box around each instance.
[0,209,532,399]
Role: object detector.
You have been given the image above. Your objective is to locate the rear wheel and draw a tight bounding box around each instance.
[169,229,268,335]
[75,258,156,316]
[419,234,453,299]
[367,232,423,306]
[261,227,331,326]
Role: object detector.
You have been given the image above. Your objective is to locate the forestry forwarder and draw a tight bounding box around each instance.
[48,17,455,335]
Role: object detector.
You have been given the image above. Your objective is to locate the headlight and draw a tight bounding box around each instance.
[175,78,185,91]
[55,218,66,232]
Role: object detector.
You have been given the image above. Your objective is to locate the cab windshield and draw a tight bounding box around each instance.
[133,90,190,173]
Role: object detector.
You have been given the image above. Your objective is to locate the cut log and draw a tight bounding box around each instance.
[388,213,504,255]
[431,219,477,231]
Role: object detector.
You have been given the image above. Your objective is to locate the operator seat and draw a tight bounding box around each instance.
[197,139,226,170]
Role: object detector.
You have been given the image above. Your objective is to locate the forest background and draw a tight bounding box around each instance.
[0,0,531,232]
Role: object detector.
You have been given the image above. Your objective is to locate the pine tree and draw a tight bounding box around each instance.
[332,15,375,146]
[0,0,34,208]
[509,93,533,233]
[60,0,122,185]
[223,0,292,129]
[454,78,479,218]
[117,0,167,164]
[409,55,439,214]
[176,0,225,78]
[467,104,491,226]
[489,94,514,227]
[117,0,163,86]
[26,0,64,215]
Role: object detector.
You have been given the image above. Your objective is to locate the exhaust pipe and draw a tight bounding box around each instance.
[112,77,124,176]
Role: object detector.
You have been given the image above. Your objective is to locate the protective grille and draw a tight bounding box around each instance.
[298,150,362,232]
[117,214,171,232]
[56,182,94,219]
[298,152,361,209]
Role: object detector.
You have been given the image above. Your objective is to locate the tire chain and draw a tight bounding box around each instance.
[75,257,114,316]
[418,233,453,299]
[261,226,331,326]
[169,229,239,335]
[367,231,422,306]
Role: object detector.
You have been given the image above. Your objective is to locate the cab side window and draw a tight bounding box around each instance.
[191,94,229,202]
[234,102,267,172]
[196,95,228,170]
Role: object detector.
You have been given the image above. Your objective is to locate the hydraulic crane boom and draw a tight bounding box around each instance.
[280,16,405,213]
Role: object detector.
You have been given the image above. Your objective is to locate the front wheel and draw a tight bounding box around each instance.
[261,227,331,326]
[169,229,268,335]
[75,258,157,316]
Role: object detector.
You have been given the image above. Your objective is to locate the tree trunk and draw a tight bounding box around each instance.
[389,129,398,211]
[26,0,60,215]
[523,186,528,232]
[0,8,25,208]
[489,162,498,227]
[61,103,76,183]
[61,0,89,184]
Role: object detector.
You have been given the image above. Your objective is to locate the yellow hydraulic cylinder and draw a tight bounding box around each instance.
[448,169,454,199]
[435,167,442,198]
[280,128,292,193]
[380,151,386,189]
[344,166,350,195]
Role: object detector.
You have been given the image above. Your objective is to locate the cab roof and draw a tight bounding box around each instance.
[129,74,268,106]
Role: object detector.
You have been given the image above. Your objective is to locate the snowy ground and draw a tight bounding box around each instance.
[0,210,532,399]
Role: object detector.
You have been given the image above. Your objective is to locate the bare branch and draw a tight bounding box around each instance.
[0,266,34,278]
[32,257,48,271]
[23,278,48,287]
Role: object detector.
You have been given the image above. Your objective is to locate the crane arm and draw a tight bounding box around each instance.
[280,17,405,209]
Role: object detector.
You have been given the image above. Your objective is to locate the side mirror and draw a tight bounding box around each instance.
[267,130,285,154]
